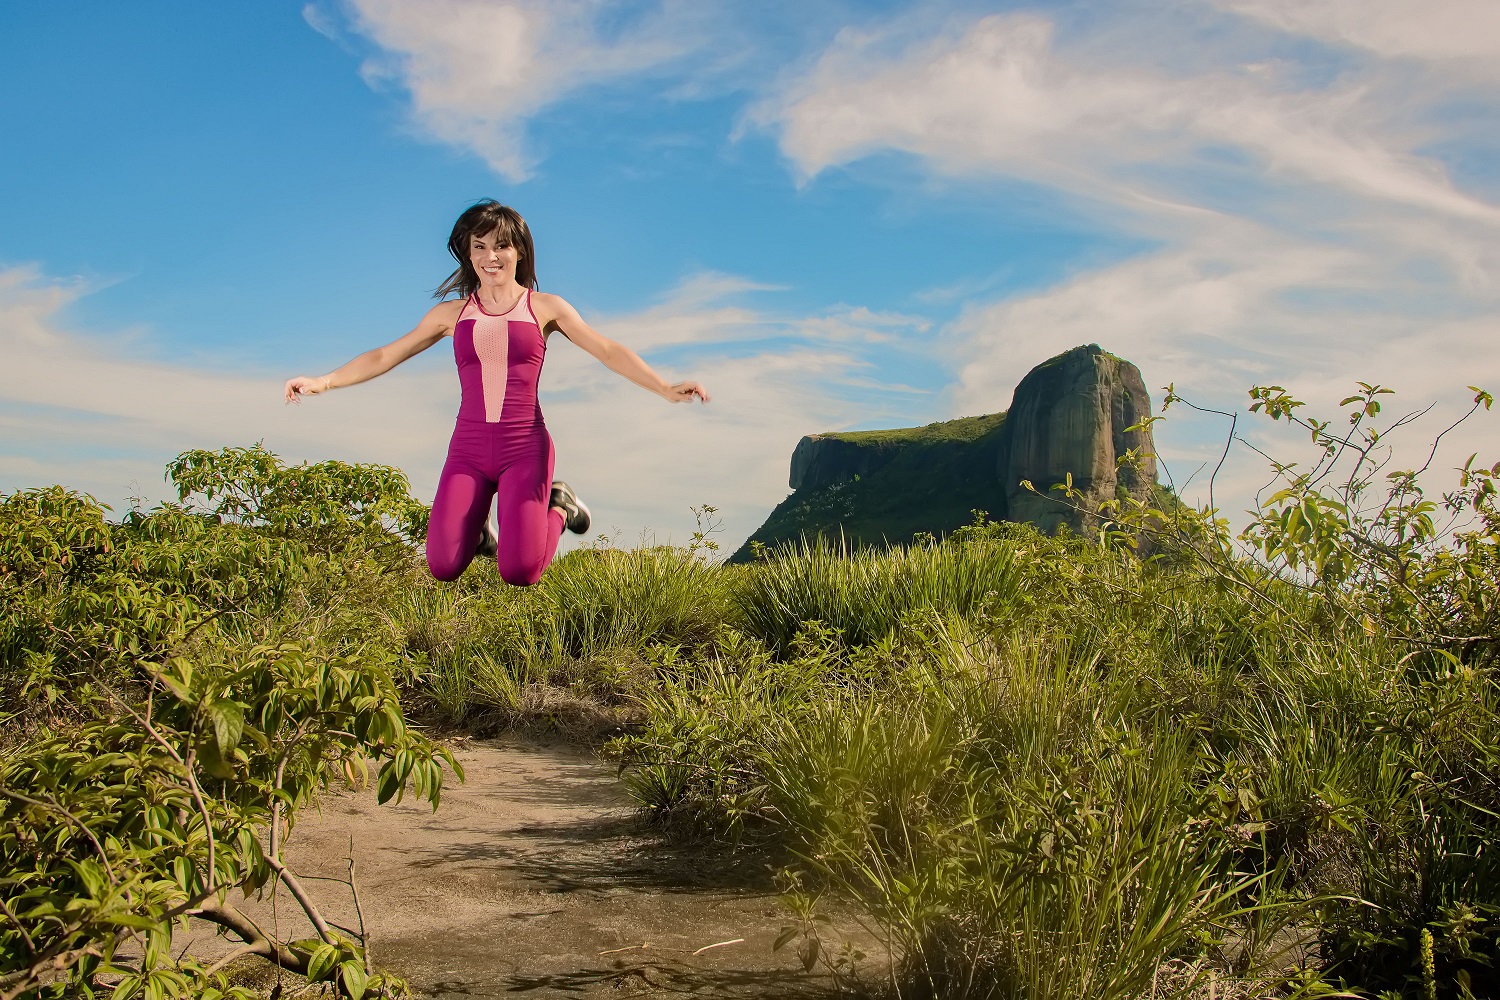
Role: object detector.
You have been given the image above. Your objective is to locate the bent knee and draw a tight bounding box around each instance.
[498,561,544,587]
[427,552,469,582]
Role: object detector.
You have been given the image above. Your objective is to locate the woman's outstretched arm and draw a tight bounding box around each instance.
[282,301,462,403]
[537,293,710,404]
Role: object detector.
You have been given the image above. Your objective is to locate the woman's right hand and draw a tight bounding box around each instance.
[283,375,332,404]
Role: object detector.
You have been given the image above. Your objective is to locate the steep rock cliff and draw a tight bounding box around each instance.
[997,344,1157,534]
[731,414,1008,560]
[789,435,903,492]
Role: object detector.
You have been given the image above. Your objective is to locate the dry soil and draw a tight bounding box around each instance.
[186,737,888,998]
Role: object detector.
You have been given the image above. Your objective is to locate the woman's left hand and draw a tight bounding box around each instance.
[666,381,710,403]
[283,375,333,403]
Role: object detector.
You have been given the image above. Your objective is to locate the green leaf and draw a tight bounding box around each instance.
[306,942,339,983]
[376,762,400,805]
[110,975,143,1000]
[196,731,235,780]
[340,959,370,1000]
[799,935,820,972]
[207,698,245,756]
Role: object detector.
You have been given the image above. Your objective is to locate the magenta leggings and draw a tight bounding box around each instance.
[426,418,565,585]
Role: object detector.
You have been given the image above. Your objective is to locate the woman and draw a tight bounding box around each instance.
[283,200,710,585]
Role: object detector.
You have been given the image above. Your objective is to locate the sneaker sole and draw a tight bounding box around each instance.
[551,481,592,535]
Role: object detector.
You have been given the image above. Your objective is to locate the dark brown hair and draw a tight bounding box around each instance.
[434,200,537,300]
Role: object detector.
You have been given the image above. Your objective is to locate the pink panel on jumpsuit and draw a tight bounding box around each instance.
[471,312,511,421]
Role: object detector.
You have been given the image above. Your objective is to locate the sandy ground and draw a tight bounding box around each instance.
[184,737,888,998]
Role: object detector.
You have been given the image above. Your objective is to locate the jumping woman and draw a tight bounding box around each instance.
[282,200,710,585]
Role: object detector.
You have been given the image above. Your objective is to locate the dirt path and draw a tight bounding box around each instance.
[198,738,887,998]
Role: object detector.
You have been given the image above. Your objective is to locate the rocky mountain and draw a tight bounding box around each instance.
[730,344,1160,561]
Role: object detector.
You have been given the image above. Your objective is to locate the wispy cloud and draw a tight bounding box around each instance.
[760,11,1500,226]
[324,0,712,180]
[1218,0,1500,72]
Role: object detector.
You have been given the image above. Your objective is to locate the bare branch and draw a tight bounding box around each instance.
[349,837,374,977]
[189,902,312,976]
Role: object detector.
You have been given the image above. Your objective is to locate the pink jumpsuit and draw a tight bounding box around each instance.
[425,289,565,584]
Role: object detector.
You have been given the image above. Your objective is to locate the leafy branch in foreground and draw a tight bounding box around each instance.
[1,645,459,999]
[1033,381,1499,658]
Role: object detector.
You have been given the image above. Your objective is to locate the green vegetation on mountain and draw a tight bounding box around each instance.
[815,411,1008,447]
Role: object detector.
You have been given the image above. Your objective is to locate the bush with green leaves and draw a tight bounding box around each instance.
[167,444,430,555]
[1,447,457,999]
[1,489,310,722]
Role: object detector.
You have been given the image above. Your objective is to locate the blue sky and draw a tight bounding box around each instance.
[4,1,1499,551]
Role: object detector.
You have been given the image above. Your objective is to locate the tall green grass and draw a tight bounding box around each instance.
[598,531,1500,997]
[538,545,730,658]
[732,534,1027,653]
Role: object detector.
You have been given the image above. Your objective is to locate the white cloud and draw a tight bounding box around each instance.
[331,0,706,180]
[1219,0,1500,70]
[761,12,1500,226]
[0,265,458,505]
[0,265,916,553]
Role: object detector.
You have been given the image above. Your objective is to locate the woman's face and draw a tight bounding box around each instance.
[468,230,522,289]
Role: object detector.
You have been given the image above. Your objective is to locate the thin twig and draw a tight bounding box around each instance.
[1208,411,1236,517]
[263,857,338,946]
[0,896,36,955]
[348,836,373,976]
[692,938,744,956]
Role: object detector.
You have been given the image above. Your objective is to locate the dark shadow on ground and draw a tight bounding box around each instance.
[431,957,871,997]
[396,812,783,896]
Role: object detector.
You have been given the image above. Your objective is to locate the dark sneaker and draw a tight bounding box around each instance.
[476,518,498,559]
[550,480,591,534]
